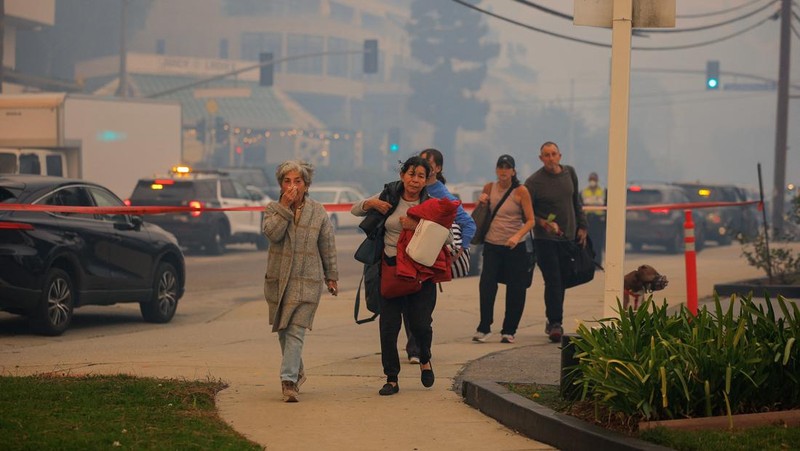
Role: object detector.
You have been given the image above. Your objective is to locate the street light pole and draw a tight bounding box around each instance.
[0,0,5,93]
[603,0,633,318]
[116,0,129,98]
[771,0,792,235]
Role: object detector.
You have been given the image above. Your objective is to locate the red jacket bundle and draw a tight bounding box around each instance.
[396,197,459,283]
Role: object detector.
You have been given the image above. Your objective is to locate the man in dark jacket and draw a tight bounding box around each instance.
[524,142,588,343]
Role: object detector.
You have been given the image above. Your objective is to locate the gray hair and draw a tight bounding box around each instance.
[275,160,315,188]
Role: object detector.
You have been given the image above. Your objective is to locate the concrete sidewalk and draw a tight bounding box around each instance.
[216,245,764,450]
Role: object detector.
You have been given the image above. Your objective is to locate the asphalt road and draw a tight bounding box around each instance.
[0,229,366,340]
[0,229,766,343]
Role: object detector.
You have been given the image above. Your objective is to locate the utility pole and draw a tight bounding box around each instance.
[771,0,792,235]
[116,0,129,98]
[0,0,5,93]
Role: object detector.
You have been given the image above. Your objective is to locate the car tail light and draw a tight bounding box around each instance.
[707,212,722,224]
[628,185,642,192]
[649,208,670,215]
[0,221,34,230]
[123,199,131,206]
[189,200,203,217]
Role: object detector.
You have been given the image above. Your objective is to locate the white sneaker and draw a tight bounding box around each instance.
[501,334,515,344]
[472,331,492,343]
[408,356,420,364]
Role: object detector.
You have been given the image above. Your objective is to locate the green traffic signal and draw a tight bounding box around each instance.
[706,60,720,90]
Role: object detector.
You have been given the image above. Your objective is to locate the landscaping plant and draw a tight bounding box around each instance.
[569,295,800,422]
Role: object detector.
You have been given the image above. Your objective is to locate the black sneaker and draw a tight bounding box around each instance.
[379,382,399,396]
[548,323,563,343]
[420,363,434,388]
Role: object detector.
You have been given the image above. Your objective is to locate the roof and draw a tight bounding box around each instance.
[89,73,324,130]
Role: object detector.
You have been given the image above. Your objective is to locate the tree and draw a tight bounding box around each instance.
[406,0,499,159]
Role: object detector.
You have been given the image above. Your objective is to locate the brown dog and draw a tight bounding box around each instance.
[623,264,668,310]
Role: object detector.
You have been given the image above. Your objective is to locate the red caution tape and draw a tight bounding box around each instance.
[0,200,761,215]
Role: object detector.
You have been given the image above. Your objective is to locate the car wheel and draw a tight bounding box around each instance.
[256,235,269,250]
[329,214,339,232]
[140,262,179,323]
[31,268,74,336]
[205,222,227,255]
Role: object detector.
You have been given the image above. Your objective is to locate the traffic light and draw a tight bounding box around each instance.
[259,52,274,87]
[706,60,720,90]
[215,117,228,144]
[196,118,206,143]
[363,39,378,74]
[388,127,400,153]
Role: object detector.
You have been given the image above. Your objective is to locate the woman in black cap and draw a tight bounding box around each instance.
[472,154,534,344]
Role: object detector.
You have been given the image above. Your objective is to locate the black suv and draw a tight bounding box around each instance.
[0,175,185,335]
[128,168,269,255]
[673,183,759,245]
[626,183,706,254]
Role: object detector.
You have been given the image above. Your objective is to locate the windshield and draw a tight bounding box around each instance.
[627,189,664,205]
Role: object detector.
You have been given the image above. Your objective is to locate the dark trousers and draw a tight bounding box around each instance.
[379,280,437,383]
[477,242,529,336]
[587,214,606,264]
[403,311,419,358]
[535,239,566,325]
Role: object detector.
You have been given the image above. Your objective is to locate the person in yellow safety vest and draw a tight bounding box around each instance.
[581,172,606,264]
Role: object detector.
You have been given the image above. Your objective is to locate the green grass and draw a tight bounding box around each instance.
[506,382,800,450]
[0,374,263,450]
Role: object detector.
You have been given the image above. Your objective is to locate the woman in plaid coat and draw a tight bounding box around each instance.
[263,160,338,402]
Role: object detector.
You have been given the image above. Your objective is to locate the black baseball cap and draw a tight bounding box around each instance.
[496,154,515,168]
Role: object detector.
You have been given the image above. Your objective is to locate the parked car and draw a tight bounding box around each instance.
[308,184,366,231]
[626,183,706,254]
[0,175,186,335]
[127,166,270,254]
[673,182,759,245]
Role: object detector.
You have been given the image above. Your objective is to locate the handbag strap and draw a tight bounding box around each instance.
[489,181,519,224]
[354,274,378,324]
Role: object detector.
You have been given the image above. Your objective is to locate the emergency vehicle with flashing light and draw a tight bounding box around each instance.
[127,166,271,254]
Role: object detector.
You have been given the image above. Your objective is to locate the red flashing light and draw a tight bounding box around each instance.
[123,199,131,206]
[0,221,34,230]
[649,208,670,214]
[629,185,642,192]
[154,179,175,185]
[189,200,203,217]
[235,146,243,155]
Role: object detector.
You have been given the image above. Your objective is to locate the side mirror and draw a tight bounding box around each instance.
[114,215,144,231]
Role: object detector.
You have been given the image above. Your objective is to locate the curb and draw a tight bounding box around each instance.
[460,380,672,451]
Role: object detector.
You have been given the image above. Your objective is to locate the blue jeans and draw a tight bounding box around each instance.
[278,324,306,383]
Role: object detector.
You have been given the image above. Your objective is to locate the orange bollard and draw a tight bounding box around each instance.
[684,210,698,315]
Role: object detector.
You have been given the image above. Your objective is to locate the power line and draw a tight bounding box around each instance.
[450,0,775,51]
[450,0,611,48]
[640,0,778,33]
[510,0,571,21]
[677,0,768,19]
[511,0,779,35]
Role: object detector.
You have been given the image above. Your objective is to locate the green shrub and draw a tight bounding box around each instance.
[569,295,800,422]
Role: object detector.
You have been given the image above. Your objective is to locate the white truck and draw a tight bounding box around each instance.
[0,93,182,198]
